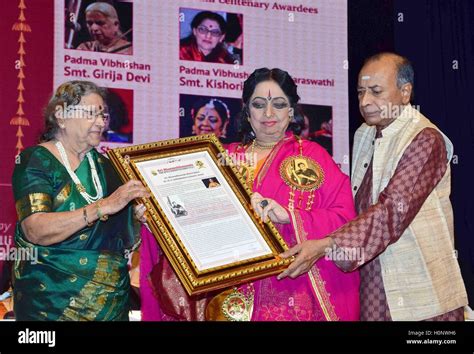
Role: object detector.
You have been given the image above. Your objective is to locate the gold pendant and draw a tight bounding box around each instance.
[205,285,255,321]
[221,287,254,321]
[279,155,324,191]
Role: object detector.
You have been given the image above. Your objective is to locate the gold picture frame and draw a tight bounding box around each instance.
[107,134,291,295]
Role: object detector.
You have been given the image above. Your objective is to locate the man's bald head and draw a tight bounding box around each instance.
[363,52,414,101]
[357,53,414,127]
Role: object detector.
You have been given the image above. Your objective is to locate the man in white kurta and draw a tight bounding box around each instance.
[279,52,467,321]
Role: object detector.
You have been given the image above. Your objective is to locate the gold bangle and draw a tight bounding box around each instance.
[97,199,109,222]
[83,207,94,227]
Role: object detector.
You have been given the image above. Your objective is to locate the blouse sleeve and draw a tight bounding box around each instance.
[12,147,54,222]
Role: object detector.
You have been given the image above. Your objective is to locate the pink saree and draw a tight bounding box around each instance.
[140,134,360,321]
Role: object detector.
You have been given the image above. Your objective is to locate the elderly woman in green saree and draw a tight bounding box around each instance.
[12,81,149,321]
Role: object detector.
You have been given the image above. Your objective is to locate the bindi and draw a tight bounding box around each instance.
[267,90,272,101]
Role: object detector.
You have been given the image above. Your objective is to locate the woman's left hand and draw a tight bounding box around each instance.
[134,203,147,223]
[251,192,290,224]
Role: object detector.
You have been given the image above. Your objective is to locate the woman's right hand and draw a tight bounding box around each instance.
[102,179,150,215]
[251,192,290,224]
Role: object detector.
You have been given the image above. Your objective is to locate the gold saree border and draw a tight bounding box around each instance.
[53,183,72,208]
[255,136,292,188]
[58,253,123,321]
[291,209,339,321]
[249,135,339,320]
[15,193,52,221]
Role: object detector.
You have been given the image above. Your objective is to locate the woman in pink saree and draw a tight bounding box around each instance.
[140,68,359,321]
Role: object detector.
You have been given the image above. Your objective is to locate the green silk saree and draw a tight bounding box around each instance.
[12,146,140,321]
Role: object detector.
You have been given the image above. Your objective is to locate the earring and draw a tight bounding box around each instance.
[221,123,228,139]
[289,108,295,122]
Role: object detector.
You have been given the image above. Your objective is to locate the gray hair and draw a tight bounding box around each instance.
[40,81,107,142]
[85,2,119,21]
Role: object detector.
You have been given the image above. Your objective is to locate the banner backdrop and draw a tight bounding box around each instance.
[55,0,348,161]
[1,0,348,290]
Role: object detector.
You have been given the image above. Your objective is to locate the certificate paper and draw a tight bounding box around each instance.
[135,151,272,271]
[107,135,290,295]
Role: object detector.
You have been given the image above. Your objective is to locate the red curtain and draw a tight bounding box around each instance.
[0,0,54,291]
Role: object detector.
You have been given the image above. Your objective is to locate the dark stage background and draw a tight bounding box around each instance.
[348,0,474,306]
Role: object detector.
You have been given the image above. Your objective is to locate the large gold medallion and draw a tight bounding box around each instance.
[279,156,324,191]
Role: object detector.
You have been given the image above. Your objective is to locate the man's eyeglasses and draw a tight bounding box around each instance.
[196,25,222,38]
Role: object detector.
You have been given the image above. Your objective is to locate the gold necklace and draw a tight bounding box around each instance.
[253,139,278,150]
[247,139,279,185]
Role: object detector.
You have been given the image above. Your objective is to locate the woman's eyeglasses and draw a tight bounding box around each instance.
[196,25,222,37]
[85,110,110,124]
[66,106,110,124]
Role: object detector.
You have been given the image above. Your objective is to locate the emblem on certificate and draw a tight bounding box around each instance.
[107,134,291,295]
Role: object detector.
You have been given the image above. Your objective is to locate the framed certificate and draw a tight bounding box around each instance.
[107,134,291,295]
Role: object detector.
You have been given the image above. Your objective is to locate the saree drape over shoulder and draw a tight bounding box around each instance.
[12,146,140,321]
[140,134,360,321]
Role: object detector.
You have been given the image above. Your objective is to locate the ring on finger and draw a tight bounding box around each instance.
[259,199,269,208]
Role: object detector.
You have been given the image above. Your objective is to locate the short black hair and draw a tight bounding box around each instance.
[191,11,227,34]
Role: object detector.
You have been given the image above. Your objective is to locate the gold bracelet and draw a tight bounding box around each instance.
[97,199,109,222]
[83,207,94,227]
